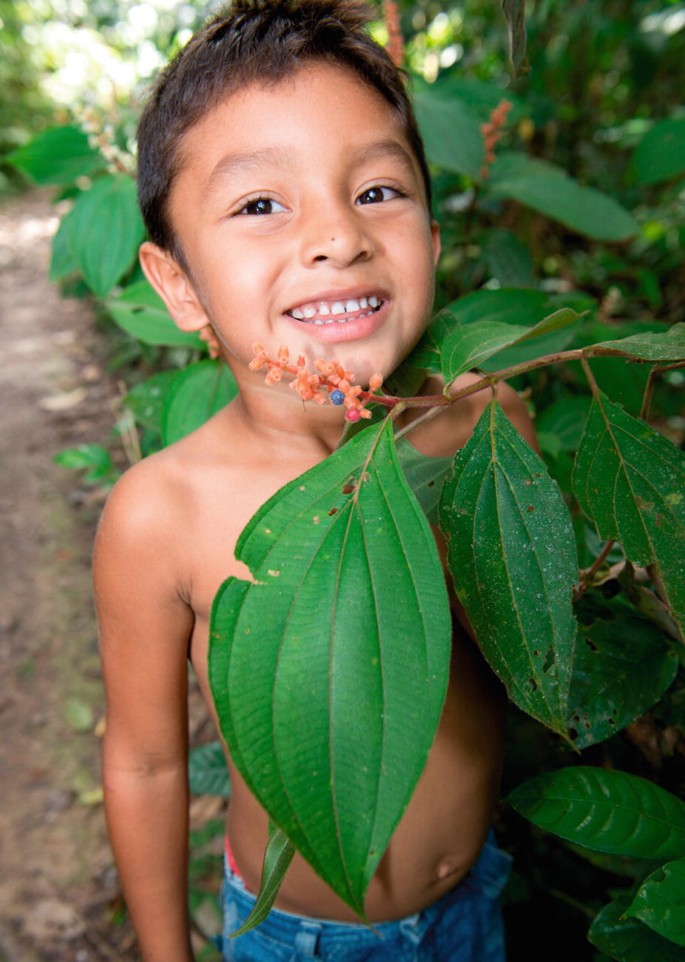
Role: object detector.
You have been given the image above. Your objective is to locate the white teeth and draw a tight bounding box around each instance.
[345,299,360,312]
[291,308,305,319]
[331,301,345,315]
[318,302,330,316]
[369,296,380,308]
[303,306,317,318]
[314,319,324,325]
[359,297,368,309]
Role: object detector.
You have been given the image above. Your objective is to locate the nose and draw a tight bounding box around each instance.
[299,202,374,268]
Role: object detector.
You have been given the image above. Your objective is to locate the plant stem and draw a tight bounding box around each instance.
[577,540,617,594]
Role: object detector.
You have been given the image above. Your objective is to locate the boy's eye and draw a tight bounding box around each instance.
[237,197,287,215]
[356,185,402,205]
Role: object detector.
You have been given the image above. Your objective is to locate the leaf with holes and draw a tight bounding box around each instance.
[573,393,685,636]
[208,419,451,916]
[439,400,577,733]
[626,858,685,946]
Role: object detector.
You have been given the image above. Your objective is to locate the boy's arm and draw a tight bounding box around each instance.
[94,465,196,962]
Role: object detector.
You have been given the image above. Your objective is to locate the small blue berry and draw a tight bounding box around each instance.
[330,389,345,405]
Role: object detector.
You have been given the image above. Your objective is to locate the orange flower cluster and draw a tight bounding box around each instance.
[249,343,384,421]
[384,1,405,68]
[480,99,513,179]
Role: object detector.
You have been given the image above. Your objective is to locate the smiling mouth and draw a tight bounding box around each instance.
[286,295,385,325]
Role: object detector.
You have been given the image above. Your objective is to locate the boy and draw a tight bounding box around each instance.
[94,2,537,960]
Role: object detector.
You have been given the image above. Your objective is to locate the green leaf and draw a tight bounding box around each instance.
[626,858,685,946]
[481,229,536,288]
[502,0,529,76]
[590,324,685,362]
[632,117,685,186]
[441,308,580,382]
[567,613,678,749]
[230,826,295,937]
[107,279,204,348]
[162,361,238,446]
[397,440,453,524]
[6,125,105,185]
[589,897,685,962]
[124,370,180,434]
[535,396,592,453]
[439,401,578,733]
[489,152,638,241]
[508,767,685,859]
[573,393,685,635]
[208,420,451,915]
[414,86,483,179]
[188,741,231,797]
[58,175,145,297]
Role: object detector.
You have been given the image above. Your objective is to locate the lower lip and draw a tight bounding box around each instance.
[284,302,388,342]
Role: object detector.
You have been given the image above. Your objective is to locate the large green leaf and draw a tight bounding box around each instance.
[626,858,685,946]
[414,86,483,179]
[589,323,685,362]
[6,125,105,185]
[58,175,145,296]
[107,279,203,348]
[441,308,580,383]
[508,767,685,859]
[567,613,678,749]
[489,152,638,241]
[208,420,452,915]
[573,393,685,635]
[162,361,238,446]
[589,897,685,962]
[439,401,578,733]
[632,117,685,186]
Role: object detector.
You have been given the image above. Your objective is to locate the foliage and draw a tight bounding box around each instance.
[8,1,685,958]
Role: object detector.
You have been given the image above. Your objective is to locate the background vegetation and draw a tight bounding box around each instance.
[3,1,684,960]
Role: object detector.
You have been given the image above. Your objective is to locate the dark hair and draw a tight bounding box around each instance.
[136,0,432,258]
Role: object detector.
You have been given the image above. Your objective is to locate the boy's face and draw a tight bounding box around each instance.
[148,61,440,386]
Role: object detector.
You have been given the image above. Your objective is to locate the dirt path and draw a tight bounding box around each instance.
[0,190,139,962]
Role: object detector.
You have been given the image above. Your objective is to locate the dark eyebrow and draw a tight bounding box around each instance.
[205,139,417,193]
[206,146,296,193]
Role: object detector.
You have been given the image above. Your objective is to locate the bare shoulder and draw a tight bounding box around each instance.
[403,371,537,457]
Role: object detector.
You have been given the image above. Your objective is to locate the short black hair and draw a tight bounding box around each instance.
[136,0,431,259]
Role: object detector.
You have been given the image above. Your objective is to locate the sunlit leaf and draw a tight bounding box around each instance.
[626,858,685,946]
[6,125,105,185]
[162,361,238,445]
[489,152,638,241]
[439,401,577,733]
[589,324,685,362]
[573,393,685,635]
[58,175,145,296]
[508,767,685,859]
[209,420,451,915]
[589,897,685,962]
[230,826,295,937]
[441,308,580,382]
[567,613,678,749]
[107,279,203,348]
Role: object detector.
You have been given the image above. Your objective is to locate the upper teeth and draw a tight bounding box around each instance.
[290,296,381,320]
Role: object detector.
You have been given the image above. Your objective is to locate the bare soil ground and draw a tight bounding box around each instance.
[0,189,145,961]
[0,190,225,962]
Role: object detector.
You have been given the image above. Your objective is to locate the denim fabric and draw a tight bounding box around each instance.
[219,832,512,961]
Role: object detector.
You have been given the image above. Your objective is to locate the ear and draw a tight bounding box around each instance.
[138,241,209,333]
[430,219,441,267]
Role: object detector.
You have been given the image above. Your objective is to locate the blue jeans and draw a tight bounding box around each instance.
[219,833,512,961]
